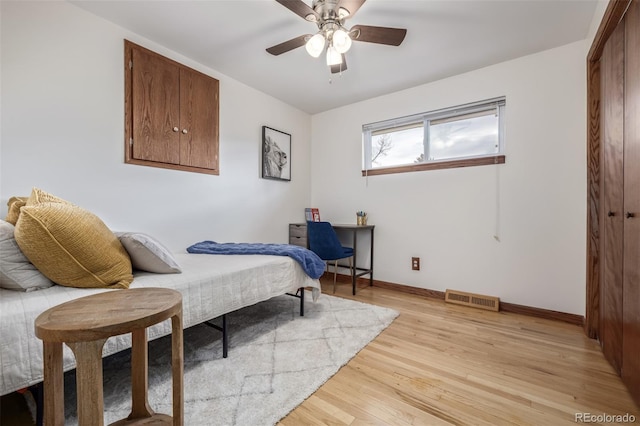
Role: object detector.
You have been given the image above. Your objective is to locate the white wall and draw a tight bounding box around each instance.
[0,1,312,251]
[310,41,587,315]
[1,1,591,315]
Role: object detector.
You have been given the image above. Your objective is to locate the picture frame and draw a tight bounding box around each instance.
[262,126,291,181]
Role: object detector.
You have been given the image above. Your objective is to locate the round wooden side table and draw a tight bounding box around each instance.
[34,287,184,426]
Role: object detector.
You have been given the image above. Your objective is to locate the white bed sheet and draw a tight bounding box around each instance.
[0,253,321,395]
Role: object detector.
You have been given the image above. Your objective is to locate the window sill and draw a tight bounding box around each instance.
[361,155,506,177]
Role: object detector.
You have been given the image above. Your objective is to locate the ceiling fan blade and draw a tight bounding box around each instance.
[275,0,319,22]
[266,34,310,56]
[337,0,366,19]
[330,55,348,74]
[350,25,407,46]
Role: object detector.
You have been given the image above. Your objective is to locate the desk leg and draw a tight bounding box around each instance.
[352,230,358,295]
[129,328,154,419]
[42,341,64,426]
[172,313,184,426]
[370,227,375,286]
[67,339,108,426]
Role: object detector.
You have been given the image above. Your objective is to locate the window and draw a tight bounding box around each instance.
[362,98,506,175]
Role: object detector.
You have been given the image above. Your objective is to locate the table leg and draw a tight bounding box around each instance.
[129,328,154,419]
[172,313,184,426]
[352,230,358,295]
[42,341,64,426]
[67,339,108,426]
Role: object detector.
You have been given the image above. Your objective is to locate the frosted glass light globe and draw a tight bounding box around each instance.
[305,33,326,58]
[326,46,343,66]
[333,29,352,54]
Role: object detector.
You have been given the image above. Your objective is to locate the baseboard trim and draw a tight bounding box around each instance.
[498,302,584,326]
[323,272,585,326]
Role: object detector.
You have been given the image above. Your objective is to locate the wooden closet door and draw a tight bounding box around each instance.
[623,0,640,400]
[600,21,625,374]
[132,47,181,165]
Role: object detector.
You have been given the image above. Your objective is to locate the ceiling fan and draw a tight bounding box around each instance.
[266,0,407,73]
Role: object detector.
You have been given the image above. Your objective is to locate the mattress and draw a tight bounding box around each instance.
[0,253,321,395]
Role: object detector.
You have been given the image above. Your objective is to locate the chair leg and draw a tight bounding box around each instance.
[333,260,338,294]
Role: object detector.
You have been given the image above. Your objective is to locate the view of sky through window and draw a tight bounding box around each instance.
[431,113,499,160]
[371,113,498,167]
[371,127,423,167]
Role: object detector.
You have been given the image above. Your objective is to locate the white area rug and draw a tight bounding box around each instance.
[61,291,398,425]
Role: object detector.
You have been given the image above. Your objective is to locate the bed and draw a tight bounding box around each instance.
[0,252,322,396]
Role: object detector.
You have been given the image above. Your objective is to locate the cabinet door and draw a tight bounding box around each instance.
[600,21,625,374]
[125,40,220,175]
[623,0,640,401]
[131,47,180,165]
[179,68,219,170]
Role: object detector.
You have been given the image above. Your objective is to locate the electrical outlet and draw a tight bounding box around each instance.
[412,257,420,271]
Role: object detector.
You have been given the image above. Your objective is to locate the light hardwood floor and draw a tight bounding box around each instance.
[279,279,640,425]
[2,280,638,425]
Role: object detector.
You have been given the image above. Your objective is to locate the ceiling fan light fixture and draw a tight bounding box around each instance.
[326,45,342,66]
[305,33,326,58]
[332,28,352,54]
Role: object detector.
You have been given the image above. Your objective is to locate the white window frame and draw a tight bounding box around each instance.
[362,97,506,176]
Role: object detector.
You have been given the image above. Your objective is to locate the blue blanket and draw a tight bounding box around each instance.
[186,241,326,279]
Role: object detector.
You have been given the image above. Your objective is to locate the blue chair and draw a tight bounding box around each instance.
[307,221,354,294]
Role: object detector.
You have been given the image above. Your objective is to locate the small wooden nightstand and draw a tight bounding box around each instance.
[289,223,308,248]
[35,287,184,425]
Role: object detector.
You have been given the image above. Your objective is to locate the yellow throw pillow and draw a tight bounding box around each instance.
[27,187,70,205]
[5,196,28,225]
[15,197,133,289]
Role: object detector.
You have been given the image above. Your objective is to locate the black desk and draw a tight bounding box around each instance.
[331,224,375,295]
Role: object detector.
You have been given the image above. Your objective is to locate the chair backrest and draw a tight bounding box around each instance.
[306,221,347,261]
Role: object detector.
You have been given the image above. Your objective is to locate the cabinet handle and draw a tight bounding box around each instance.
[626,212,635,219]
[173,127,179,132]
[182,129,188,134]
[608,211,615,217]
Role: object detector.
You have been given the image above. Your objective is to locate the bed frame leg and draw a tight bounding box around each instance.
[204,314,228,358]
[222,314,228,358]
[27,382,44,426]
[286,287,305,316]
[299,287,304,316]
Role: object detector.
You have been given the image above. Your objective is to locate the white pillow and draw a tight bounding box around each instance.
[0,219,54,291]
[116,232,181,274]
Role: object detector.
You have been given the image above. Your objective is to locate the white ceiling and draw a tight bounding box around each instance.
[70,0,599,115]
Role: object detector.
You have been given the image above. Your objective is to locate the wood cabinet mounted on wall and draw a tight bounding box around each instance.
[124,40,220,175]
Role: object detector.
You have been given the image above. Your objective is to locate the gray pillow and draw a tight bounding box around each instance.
[0,219,54,291]
[116,232,181,274]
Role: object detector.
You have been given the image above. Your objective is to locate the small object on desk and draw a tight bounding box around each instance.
[305,207,321,222]
[356,211,368,226]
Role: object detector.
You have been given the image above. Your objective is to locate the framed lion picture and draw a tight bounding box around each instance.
[262,126,291,181]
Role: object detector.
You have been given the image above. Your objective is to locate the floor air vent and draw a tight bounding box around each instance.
[445,289,500,312]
